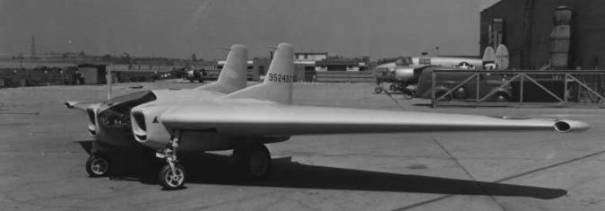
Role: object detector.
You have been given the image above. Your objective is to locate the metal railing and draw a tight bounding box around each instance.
[430,69,605,108]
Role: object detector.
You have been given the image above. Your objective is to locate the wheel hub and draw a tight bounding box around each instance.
[91,158,108,175]
[165,169,184,187]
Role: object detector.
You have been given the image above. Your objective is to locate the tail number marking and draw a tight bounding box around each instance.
[268,73,294,83]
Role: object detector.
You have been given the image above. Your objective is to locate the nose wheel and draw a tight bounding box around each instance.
[85,155,110,177]
[233,143,271,179]
[156,131,186,190]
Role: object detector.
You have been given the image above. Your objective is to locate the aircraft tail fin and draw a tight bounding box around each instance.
[225,43,294,104]
[197,44,248,93]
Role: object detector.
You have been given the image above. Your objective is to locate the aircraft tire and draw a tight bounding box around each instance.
[234,144,271,179]
[85,155,111,177]
[158,163,186,190]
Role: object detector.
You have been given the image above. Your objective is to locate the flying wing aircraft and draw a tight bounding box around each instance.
[128,43,588,190]
[65,44,249,177]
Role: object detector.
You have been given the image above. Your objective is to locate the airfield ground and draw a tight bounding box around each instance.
[1,80,604,210]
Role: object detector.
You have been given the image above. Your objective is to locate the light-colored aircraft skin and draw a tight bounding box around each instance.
[375,56,483,83]
[378,57,483,69]
[128,43,588,190]
[65,44,248,148]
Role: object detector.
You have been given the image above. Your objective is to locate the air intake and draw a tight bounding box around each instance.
[86,108,96,135]
[132,112,146,131]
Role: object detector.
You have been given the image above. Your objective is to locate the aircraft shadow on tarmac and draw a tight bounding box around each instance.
[77,141,565,199]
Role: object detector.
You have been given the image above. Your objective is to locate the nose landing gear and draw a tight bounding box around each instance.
[85,155,110,177]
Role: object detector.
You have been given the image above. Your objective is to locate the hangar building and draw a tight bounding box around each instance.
[481,0,605,69]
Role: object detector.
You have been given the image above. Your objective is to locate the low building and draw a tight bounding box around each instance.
[315,58,368,72]
[77,64,107,85]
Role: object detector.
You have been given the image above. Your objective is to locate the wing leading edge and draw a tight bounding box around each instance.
[158,102,589,136]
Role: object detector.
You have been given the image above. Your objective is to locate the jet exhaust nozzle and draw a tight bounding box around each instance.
[554,119,590,132]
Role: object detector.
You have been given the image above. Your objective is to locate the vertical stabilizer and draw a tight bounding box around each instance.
[198,44,248,93]
[225,43,294,104]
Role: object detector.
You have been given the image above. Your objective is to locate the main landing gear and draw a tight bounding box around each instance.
[233,143,271,179]
[155,131,273,190]
[156,131,186,190]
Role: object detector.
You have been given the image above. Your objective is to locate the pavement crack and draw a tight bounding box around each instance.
[392,146,605,211]
[428,137,506,211]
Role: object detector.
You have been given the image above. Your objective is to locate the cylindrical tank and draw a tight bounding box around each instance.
[550,6,572,69]
[553,6,572,25]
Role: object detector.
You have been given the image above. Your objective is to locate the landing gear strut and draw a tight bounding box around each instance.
[233,143,271,179]
[156,131,186,190]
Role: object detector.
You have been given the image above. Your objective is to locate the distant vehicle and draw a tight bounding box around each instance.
[373,56,483,96]
[414,67,512,102]
[184,67,207,83]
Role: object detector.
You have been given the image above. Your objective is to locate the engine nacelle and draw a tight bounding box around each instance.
[84,105,102,137]
[131,106,172,150]
[131,105,234,151]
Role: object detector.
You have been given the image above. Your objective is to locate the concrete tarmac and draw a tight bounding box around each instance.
[1,81,604,210]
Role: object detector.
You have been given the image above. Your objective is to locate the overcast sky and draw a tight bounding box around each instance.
[0,0,500,59]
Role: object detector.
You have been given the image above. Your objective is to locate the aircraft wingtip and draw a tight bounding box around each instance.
[554,119,590,132]
[64,101,77,109]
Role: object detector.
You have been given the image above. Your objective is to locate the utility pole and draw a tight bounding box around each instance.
[106,64,112,100]
[521,0,536,68]
[30,36,37,58]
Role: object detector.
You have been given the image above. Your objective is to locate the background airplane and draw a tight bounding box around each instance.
[373,55,483,95]
[65,44,249,177]
[126,43,588,190]
[374,45,511,97]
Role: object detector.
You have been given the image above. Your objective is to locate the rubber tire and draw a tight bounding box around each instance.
[233,144,271,179]
[436,91,452,102]
[85,155,110,177]
[158,163,186,190]
[495,93,510,102]
[374,87,383,94]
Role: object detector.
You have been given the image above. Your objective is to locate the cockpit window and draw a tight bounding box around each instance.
[99,91,157,129]
[107,91,156,107]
